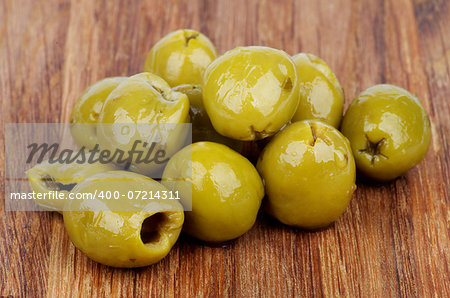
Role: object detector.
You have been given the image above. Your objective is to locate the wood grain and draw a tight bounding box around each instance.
[1,0,449,296]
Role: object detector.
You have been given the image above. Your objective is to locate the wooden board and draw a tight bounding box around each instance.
[0,0,449,296]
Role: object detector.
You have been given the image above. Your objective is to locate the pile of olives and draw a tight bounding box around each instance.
[27,29,431,268]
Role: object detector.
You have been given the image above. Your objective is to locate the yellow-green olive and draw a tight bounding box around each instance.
[173,84,245,152]
[97,72,190,176]
[145,28,220,148]
[291,53,344,128]
[63,170,184,268]
[202,46,300,141]
[162,142,264,242]
[70,77,126,149]
[341,84,431,181]
[257,120,356,229]
[26,159,117,211]
[173,84,204,110]
[144,29,217,87]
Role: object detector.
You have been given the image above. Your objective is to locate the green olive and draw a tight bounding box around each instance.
[341,84,431,181]
[144,29,217,87]
[173,84,244,152]
[26,159,117,211]
[173,84,204,110]
[145,28,220,147]
[291,53,344,128]
[257,120,356,229]
[63,170,184,268]
[97,72,190,176]
[162,142,264,242]
[202,46,300,141]
[70,77,127,149]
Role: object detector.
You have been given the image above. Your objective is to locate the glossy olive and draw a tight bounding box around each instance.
[173,84,204,111]
[70,77,126,149]
[97,72,190,175]
[341,84,431,181]
[202,46,300,141]
[257,120,356,229]
[26,159,117,211]
[162,142,264,242]
[63,170,184,268]
[291,53,344,128]
[144,29,217,87]
[173,84,244,152]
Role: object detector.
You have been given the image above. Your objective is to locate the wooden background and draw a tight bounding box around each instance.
[1,0,449,296]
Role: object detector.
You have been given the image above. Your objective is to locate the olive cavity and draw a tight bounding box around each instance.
[140,212,169,245]
[41,174,77,192]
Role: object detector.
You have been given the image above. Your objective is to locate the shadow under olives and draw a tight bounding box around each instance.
[140,213,168,245]
[259,202,339,233]
[177,232,238,248]
[355,171,407,186]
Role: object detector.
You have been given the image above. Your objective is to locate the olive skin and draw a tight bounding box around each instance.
[202,46,300,141]
[162,142,264,242]
[144,29,219,147]
[97,72,190,176]
[26,159,117,212]
[172,84,244,152]
[291,53,344,128]
[63,171,184,268]
[341,84,431,181]
[172,84,204,111]
[98,72,189,125]
[70,77,127,149]
[144,29,217,87]
[257,120,356,229]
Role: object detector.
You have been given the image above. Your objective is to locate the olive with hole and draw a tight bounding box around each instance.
[257,120,356,229]
[26,159,117,212]
[340,84,431,181]
[63,171,184,268]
